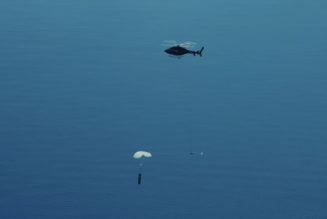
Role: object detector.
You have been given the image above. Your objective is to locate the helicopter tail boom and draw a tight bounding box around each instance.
[192,47,204,56]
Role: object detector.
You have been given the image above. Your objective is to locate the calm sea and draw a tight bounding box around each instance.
[0,0,326,218]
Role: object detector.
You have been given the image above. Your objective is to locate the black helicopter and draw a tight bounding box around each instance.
[163,41,204,57]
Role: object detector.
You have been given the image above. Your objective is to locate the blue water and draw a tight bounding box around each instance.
[1,0,327,218]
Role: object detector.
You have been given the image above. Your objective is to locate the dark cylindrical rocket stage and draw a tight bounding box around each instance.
[138,173,142,184]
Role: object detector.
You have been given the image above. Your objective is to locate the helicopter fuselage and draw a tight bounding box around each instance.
[165,46,191,56]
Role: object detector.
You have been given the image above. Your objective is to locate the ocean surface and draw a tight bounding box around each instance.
[0,0,327,218]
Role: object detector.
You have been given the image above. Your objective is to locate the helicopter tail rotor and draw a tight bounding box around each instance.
[197,47,204,57]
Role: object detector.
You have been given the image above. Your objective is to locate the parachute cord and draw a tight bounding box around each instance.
[138,162,143,173]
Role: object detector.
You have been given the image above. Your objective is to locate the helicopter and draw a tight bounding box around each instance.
[162,40,204,57]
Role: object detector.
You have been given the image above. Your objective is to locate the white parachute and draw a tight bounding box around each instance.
[133,151,152,159]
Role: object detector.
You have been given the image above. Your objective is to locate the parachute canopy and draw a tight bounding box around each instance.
[133,151,152,159]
